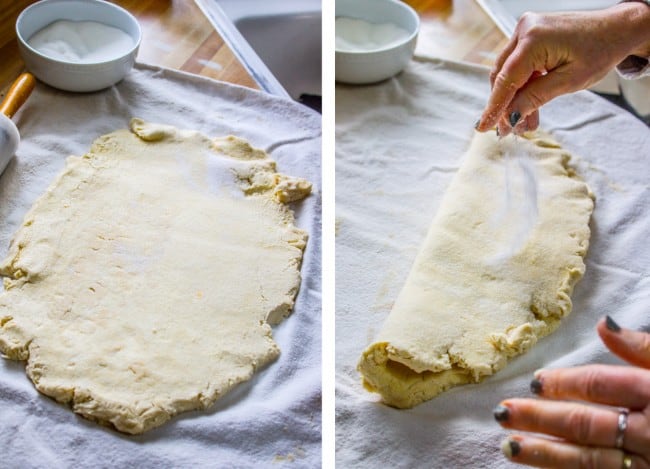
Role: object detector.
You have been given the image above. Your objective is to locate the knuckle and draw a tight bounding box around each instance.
[565,407,595,444]
[494,72,518,91]
[518,12,535,27]
[518,12,546,36]
[577,452,594,469]
[579,368,605,401]
[523,88,546,110]
[524,23,546,41]
[577,448,603,469]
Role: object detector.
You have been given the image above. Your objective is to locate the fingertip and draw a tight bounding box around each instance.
[478,112,499,133]
[509,111,521,128]
[524,112,539,133]
[596,316,608,335]
[530,377,543,395]
[500,437,522,458]
[597,316,650,368]
[493,403,510,422]
[512,119,528,136]
[474,118,485,132]
[605,315,622,333]
[596,315,622,340]
[497,119,511,138]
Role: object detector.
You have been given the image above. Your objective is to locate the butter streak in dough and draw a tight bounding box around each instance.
[358,131,594,408]
[0,119,311,433]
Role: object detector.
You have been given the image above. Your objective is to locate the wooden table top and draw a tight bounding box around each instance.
[0,1,507,101]
[406,0,508,68]
[0,0,258,95]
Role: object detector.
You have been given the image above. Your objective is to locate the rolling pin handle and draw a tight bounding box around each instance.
[0,72,36,119]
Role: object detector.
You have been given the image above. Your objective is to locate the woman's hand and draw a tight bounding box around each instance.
[494,316,650,468]
[476,3,650,137]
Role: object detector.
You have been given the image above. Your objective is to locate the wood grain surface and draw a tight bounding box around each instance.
[0,0,257,96]
[406,0,508,67]
[0,0,509,97]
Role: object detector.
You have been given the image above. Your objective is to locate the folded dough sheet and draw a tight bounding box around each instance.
[336,58,650,467]
[0,64,321,468]
[358,131,594,408]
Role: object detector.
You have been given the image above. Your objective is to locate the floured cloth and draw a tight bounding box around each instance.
[336,57,650,468]
[0,64,321,467]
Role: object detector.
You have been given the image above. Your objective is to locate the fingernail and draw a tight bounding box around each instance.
[495,126,500,137]
[501,438,521,458]
[509,111,521,128]
[493,404,509,422]
[606,315,621,333]
[474,119,481,130]
[530,378,543,395]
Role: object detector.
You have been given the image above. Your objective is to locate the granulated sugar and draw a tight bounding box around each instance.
[28,20,133,63]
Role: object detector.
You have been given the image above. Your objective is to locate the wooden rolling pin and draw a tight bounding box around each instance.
[0,72,35,175]
[1,72,35,118]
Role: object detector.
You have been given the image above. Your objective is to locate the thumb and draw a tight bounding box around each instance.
[597,316,650,369]
[506,65,575,127]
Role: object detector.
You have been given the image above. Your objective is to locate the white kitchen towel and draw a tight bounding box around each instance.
[336,57,650,468]
[0,63,321,468]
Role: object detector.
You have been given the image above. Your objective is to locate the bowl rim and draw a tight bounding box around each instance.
[15,0,142,66]
[334,0,420,55]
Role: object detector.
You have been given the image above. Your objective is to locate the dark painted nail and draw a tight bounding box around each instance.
[530,378,543,395]
[493,404,509,422]
[606,315,621,332]
[509,111,521,127]
[474,119,481,130]
[495,126,500,137]
[509,440,521,457]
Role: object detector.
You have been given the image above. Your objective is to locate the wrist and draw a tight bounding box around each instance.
[613,2,650,58]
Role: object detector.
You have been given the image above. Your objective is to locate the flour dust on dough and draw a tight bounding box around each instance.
[0,118,311,433]
[358,131,594,408]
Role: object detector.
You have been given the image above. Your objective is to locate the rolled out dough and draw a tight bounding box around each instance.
[0,119,311,433]
[358,131,594,408]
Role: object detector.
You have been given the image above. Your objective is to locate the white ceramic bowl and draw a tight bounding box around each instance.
[16,0,141,92]
[335,0,419,84]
